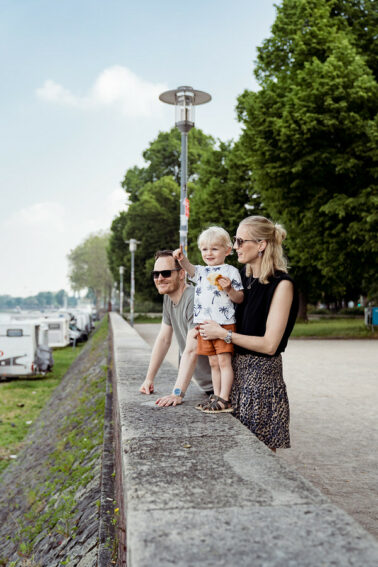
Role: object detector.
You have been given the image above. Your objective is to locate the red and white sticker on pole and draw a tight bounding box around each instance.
[184,198,190,218]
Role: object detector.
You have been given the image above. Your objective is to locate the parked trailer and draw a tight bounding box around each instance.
[10,311,70,348]
[68,310,93,341]
[42,315,70,348]
[0,321,53,378]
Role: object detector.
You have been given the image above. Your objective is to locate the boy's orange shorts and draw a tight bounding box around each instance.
[197,324,236,356]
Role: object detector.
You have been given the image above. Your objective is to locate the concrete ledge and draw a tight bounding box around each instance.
[110,313,378,566]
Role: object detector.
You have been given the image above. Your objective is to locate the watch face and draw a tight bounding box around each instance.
[173,388,181,396]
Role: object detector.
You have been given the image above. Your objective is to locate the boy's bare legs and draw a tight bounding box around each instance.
[218,352,234,403]
[208,354,221,396]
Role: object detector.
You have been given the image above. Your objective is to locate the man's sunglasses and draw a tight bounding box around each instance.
[152,268,181,279]
[232,236,260,247]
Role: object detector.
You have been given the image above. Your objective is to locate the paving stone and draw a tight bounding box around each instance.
[127,505,378,567]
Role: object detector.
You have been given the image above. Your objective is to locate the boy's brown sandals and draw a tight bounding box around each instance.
[195,394,217,411]
[202,396,234,414]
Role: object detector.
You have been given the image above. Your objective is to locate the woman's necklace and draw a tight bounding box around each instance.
[247,276,258,290]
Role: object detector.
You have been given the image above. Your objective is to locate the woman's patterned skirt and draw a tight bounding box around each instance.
[231,353,290,449]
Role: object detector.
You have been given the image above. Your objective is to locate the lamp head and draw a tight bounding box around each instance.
[159,86,211,133]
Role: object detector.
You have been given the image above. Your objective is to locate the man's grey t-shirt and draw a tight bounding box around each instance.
[163,286,212,391]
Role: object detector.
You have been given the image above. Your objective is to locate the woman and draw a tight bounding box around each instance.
[199,216,298,451]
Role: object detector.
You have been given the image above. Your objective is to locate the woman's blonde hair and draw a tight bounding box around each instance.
[197,226,232,250]
[239,216,288,283]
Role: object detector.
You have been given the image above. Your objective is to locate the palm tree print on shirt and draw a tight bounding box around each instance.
[194,303,202,318]
[219,305,231,319]
[203,306,212,318]
[212,290,222,304]
[231,278,243,290]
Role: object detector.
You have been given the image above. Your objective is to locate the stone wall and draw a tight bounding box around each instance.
[110,312,378,566]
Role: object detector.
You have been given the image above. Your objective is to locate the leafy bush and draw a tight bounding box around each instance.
[307,306,332,315]
[338,307,364,316]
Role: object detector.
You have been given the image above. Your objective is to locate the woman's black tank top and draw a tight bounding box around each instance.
[235,269,299,357]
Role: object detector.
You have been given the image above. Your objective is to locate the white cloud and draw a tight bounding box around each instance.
[5,202,66,232]
[2,193,128,296]
[36,65,168,117]
[35,80,79,107]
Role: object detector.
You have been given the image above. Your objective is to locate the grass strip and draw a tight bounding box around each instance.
[1,317,109,563]
[0,335,85,474]
[292,318,378,338]
[132,315,377,339]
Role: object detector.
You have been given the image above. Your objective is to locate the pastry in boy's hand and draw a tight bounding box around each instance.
[207,273,223,291]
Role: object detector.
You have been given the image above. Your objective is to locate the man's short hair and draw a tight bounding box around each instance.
[154,249,181,270]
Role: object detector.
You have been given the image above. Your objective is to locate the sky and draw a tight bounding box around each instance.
[0,0,278,297]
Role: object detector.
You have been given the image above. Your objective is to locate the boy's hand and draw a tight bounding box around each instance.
[218,276,232,293]
[172,244,185,262]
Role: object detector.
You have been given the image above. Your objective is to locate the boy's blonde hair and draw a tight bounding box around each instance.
[197,226,232,250]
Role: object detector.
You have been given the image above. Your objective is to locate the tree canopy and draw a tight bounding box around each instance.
[68,232,113,307]
[107,0,378,311]
[108,128,215,299]
[0,291,76,310]
[121,127,214,203]
[237,0,378,312]
[188,139,265,264]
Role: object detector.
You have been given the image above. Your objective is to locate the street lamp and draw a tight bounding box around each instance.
[159,86,211,255]
[126,239,140,327]
[119,266,125,316]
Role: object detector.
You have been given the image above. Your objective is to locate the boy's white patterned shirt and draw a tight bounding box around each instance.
[189,264,243,324]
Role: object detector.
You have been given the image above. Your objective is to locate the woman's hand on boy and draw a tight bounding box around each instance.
[199,320,224,341]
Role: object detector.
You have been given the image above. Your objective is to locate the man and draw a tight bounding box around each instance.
[139,250,212,406]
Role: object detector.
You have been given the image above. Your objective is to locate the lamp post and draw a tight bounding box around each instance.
[126,239,140,327]
[119,266,125,316]
[159,86,211,255]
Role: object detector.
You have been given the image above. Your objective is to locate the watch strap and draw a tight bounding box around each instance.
[224,330,232,344]
[173,387,185,398]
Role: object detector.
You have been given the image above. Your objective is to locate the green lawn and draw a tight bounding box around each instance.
[0,339,86,474]
[133,315,377,339]
[133,315,162,324]
[292,318,377,338]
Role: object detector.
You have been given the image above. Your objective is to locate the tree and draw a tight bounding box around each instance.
[237,0,378,315]
[188,140,265,264]
[107,211,128,282]
[108,177,180,300]
[36,291,54,308]
[121,128,214,202]
[68,232,113,307]
[108,128,215,300]
[55,289,66,307]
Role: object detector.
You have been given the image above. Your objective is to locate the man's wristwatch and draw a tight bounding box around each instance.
[173,387,185,398]
[223,330,233,344]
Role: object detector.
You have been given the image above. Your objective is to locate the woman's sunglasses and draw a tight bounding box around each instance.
[232,236,260,247]
[152,268,181,279]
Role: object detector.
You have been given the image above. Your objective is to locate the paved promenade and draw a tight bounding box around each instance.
[135,325,378,539]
